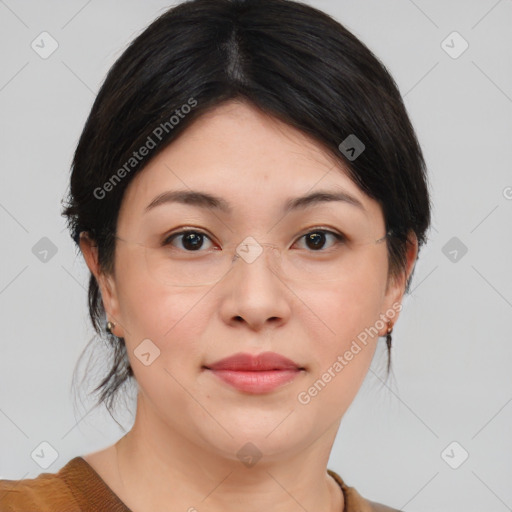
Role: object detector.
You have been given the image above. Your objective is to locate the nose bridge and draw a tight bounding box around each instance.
[219,237,291,331]
[231,237,282,278]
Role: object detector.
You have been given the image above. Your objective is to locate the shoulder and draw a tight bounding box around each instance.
[366,501,404,512]
[0,459,82,512]
[327,468,403,512]
[0,457,130,512]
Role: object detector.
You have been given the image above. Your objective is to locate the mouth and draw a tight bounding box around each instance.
[202,351,305,394]
[203,367,304,394]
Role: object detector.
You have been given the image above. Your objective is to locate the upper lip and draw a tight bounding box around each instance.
[205,352,303,371]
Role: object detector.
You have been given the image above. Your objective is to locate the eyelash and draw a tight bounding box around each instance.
[162,228,347,252]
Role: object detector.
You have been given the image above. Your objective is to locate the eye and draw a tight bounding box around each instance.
[163,230,215,252]
[294,229,346,251]
[162,228,346,253]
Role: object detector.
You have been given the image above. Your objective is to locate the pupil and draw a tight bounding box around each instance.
[306,232,325,250]
[183,232,203,250]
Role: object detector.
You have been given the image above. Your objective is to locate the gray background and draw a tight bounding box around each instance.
[1,1,511,511]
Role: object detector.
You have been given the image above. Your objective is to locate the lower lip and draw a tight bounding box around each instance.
[207,369,302,394]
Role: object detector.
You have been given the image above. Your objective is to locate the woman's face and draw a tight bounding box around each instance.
[85,100,415,463]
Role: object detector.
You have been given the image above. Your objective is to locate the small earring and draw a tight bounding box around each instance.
[106,320,116,335]
[386,320,394,349]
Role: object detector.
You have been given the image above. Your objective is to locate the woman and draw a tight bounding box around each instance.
[0,0,430,510]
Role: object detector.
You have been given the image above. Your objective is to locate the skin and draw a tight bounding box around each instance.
[80,100,418,512]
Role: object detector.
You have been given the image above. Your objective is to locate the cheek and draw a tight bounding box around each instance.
[117,282,211,406]
[311,251,388,342]
[298,251,389,396]
[297,296,381,416]
[115,254,208,360]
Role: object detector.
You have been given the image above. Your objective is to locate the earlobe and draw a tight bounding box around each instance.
[79,232,124,337]
[390,230,419,298]
[79,231,100,279]
[404,231,419,289]
[380,231,419,334]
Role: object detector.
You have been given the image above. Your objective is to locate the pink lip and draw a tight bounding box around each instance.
[204,352,304,394]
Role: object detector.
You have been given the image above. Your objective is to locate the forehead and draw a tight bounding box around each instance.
[117,101,382,229]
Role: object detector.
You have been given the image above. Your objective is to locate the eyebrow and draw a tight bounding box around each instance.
[144,189,365,214]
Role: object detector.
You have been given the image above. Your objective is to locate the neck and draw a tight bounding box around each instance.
[112,395,344,512]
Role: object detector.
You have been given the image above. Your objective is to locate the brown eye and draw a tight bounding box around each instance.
[296,230,346,251]
[163,230,213,251]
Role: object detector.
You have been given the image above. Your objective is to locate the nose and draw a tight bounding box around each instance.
[218,242,291,330]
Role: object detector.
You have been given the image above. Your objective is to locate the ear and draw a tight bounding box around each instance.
[79,232,125,338]
[379,230,419,333]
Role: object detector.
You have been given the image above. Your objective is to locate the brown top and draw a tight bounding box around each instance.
[0,457,401,511]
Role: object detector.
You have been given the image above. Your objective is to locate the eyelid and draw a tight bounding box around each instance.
[162,226,214,243]
[296,226,346,238]
[162,226,347,250]
[292,228,346,250]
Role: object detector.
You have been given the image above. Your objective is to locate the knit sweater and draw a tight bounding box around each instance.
[0,457,401,511]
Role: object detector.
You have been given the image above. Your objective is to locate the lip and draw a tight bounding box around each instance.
[203,352,305,394]
[206,351,303,371]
